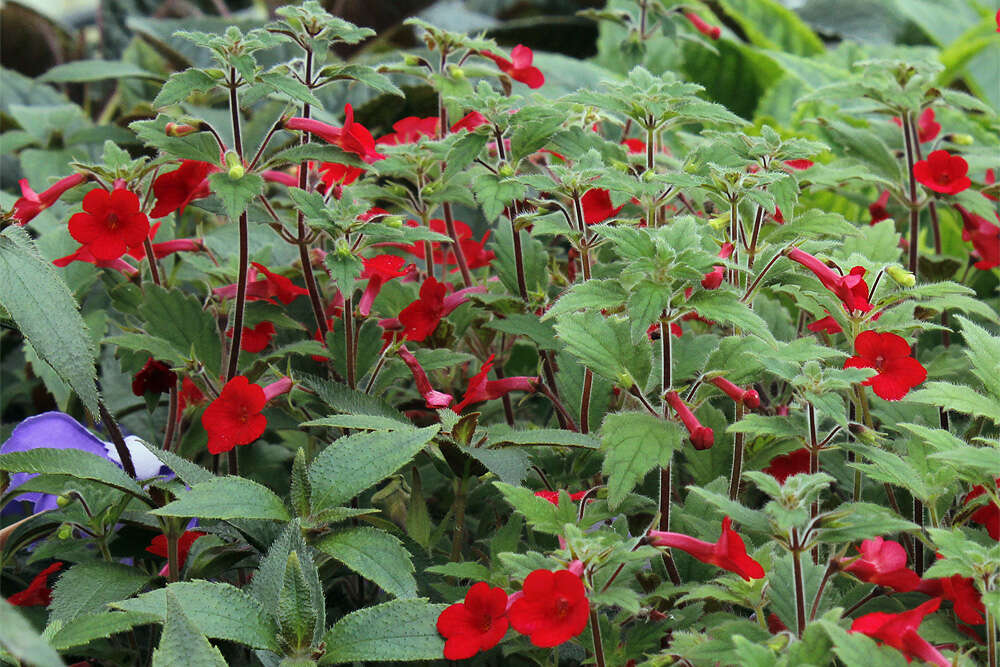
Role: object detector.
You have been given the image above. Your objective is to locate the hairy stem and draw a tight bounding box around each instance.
[589,609,607,667]
[99,401,137,479]
[344,295,357,389]
[728,403,746,501]
[901,112,920,274]
[167,531,180,583]
[791,530,807,638]
[809,559,836,621]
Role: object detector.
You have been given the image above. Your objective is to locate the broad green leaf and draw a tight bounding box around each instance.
[103,333,186,366]
[0,598,63,667]
[299,374,409,423]
[137,285,221,377]
[483,314,559,350]
[49,611,153,651]
[130,118,222,164]
[685,291,776,346]
[717,0,823,56]
[486,427,600,449]
[208,172,264,220]
[0,448,146,500]
[321,63,403,97]
[554,310,651,388]
[510,114,563,164]
[319,599,446,664]
[40,60,162,83]
[259,70,321,106]
[0,227,100,415]
[472,172,525,221]
[444,131,488,181]
[316,527,417,599]
[601,413,683,509]
[461,444,532,485]
[324,250,363,293]
[154,68,219,106]
[817,118,901,182]
[907,382,1000,425]
[113,581,279,651]
[152,590,227,667]
[49,562,152,624]
[955,316,1000,399]
[308,426,439,513]
[151,476,290,521]
[301,415,414,431]
[684,485,771,533]
[543,279,629,320]
[494,482,577,535]
[817,503,918,543]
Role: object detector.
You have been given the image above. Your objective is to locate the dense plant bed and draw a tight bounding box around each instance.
[1,1,998,665]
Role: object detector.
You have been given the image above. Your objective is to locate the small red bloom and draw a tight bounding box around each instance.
[622,138,646,154]
[807,314,843,335]
[965,478,999,540]
[648,516,765,581]
[11,173,87,225]
[916,570,984,626]
[913,150,971,195]
[226,321,276,353]
[683,12,721,39]
[213,263,309,305]
[787,248,873,313]
[436,582,509,660]
[8,562,62,606]
[318,162,364,198]
[451,111,489,133]
[132,358,177,396]
[146,531,207,569]
[709,376,759,409]
[844,331,926,401]
[177,376,205,412]
[665,391,714,450]
[397,345,454,409]
[452,354,538,414]
[783,159,814,170]
[481,44,544,89]
[285,105,386,163]
[850,598,949,666]
[869,190,892,224]
[149,160,217,218]
[508,569,589,647]
[68,187,150,261]
[581,188,623,225]
[359,255,412,316]
[839,537,921,592]
[201,376,267,455]
[984,168,998,201]
[954,205,1000,270]
[398,277,449,342]
[376,116,438,145]
[701,266,724,289]
[534,490,588,505]
[646,321,683,340]
[891,108,941,144]
[763,448,810,485]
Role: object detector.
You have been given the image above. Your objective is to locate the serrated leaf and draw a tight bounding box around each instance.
[154,69,219,106]
[308,426,439,513]
[137,285,221,377]
[40,60,161,83]
[0,227,100,415]
[151,476,290,521]
[49,562,152,624]
[816,503,918,543]
[494,482,576,535]
[208,172,264,220]
[259,71,321,106]
[686,291,776,346]
[483,313,559,350]
[152,590,227,667]
[907,382,1000,424]
[316,527,417,599]
[49,611,152,651]
[510,115,563,165]
[461,444,531,485]
[322,63,404,97]
[472,172,525,221]
[113,581,279,651]
[818,119,901,182]
[130,118,222,163]
[324,251,363,293]
[602,413,683,509]
[544,280,629,320]
[444,131,488,181]
[301,415,414,431]
[277,551,318,651]
[0,598,63,667]
[554,310,651,387]
[104,333,185,365]
[955,315,1000,399]
[486,427,599,449]
[319,599,446,664]
[299,374,409,423]
[0,448,145,500]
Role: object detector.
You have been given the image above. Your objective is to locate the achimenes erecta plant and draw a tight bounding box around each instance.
[1,1,998,665]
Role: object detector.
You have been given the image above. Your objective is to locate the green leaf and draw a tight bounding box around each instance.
[816,619,909,667]
[259,71,321,106]
[686,291,776,346]
[151,476,290,521]
[137,285,222,377]
[113,581,279,651]
[817,118,901,182]
[486,427,599,449]
[460,444,531,485]
[0,598,64,667]
[444,131,488,181]
[684,485,771,533]
[510,114,563,164]
[324,250,363,294]
[277,551,319,652]
[955,315,1000,399]
[717,0,823,56]
[907,382,1000,424]
[544,279,628,320]
[316,527,417,599]
[130,118,222,163]
[299,374,409,423]
[0,227,100,415]
[554,310,651,387]
[301,415,414,431]
[472,172,525,221]
[154,68,219,106]
[321,63,404,98]
[319,599,446,664]
[49,562,152,624]
[104,333,191,367]
[40,60,162,83]
[601,413,683,509]
[152,590,227,667]
[308,426,439,513]
[483,313,559,350]
[0,448,145,500]
[817,503,918,543]
[208,171,264,220]
[49,611,152,651]
[494,482,576,535]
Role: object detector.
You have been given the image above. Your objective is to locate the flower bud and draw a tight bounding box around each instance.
[335,238,353,258]
[403,54,422,66]
[165,122,197,137]
[946,133,974,146]
[498,164,514,178]
[448,65,466,79]
[57,523,74,540]
[224,151,244,179]
[56,494,74,509]
[709,214,730,231]
[384,216,403,229]
[205,68,225,79]
[886,265,916,287]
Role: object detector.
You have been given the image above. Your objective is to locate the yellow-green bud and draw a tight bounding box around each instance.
[403,54,421,67]
[384,216,403,229]
[948,133,974,146]
[335,239,352,258]
[616,372,634,390]
[709,213,730,230]
[205,68,225,79]
[448,65,465,79]
[642,169,657,182]
[498,164,514,178]
[886,265,916,287]
[56,494,74,509]
[58,524,73,540]
[225,151,244,179]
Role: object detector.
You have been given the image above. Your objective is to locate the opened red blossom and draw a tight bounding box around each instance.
[8,562,62,606]
[132,358,177,396]
[838,537,920,592]
[913,150,971,195]
[68,187,150,261]
[201,375,267,455]
[227,321,276,354]
[11,173,87,225]
[436,581,509,660]
[648,516,765,581]
[481,44,545,89]
[150,160,217,218]
[844,330,926,401]
[850,598,949,666]
[508,569,589,647]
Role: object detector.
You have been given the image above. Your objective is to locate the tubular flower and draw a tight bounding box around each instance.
[892,108,941,143]
[783,159,814,170]
[869,190,892,224]
[965,478,999,540]
[8,562,63,606]
[647,516,765,581]
[213,262,309,305]
[709,376,760,409]
[954,205,1000,270]
[702,242,735,290]
[684,12,721,39]
[262,377,294,403]
[838,537,921,592]
[52,246,138,275]
[319,162,364,198]
[397,346,454,409]
[359,255,412,316]
[177,377,206,412]
[226,321,276,353]
[285,105,386,163]
[201,376,267,455]
[844,330,926,401]
[534,490,588,505]
[11,173,88,225]
[68,187,150,261]
[451,111,489,133]
[261,169,298,187]
[850,598,950,667]
[985,168,998,201]
[398,277,449,342]
[452,354,539,414]
[581,188,623,225]
[763,448,810,484]
[480,44,544,89]
[146,531,207,572]
[377,116,438,145]
[149,160,217,218]
[916,571,984,626]
[436,582,509,660]
[913,150,971,195]
[508,569,589,647]
[132,358,177,396]
[807,314,843,335]
[665,391,714,450]
[787,248,873,313]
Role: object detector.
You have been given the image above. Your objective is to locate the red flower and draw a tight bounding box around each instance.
[839,537,921,592]
[397,345,454,409]
[213,263,309,305]
[869,190,892,224]
[201,376,267,455]
[708,376,760,409]
[622,138,646,154]
[285,105,386,164]
[481,44,545,89]
[359,255,412,316]
[132,358,177,396]
[984,168,998,201]
[850,598,949,666]
[684,12,721,39]
[436,582,509,660]
[534,490,588,505]
[648,516,765,581]
[581,188,623,225]
[177,377,205,412]
[913,150,971,195]
[965,478,999,540]
[508,569,589,647]
[68,187,150,261]
[787,248,873,313]
[646,321,683,340]
[844,331,926,401]
[916,570,984,625]
[892,109,941,143]
[11,173,87,225]
[665,391,714,450]
[954,205,1000,270]
[763,448,810,485]
[318,162,364,198]
[226,321,275,354]
[783,159,814,171]
[451,111,489,133]
[452,354,538,414]
[149,160,217,218]
[398,277,449,341]
[8,562,62,606]
[377,116,438,145]
[701,266,724,289]
[807,314,843,335]
[146,531,207,569]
